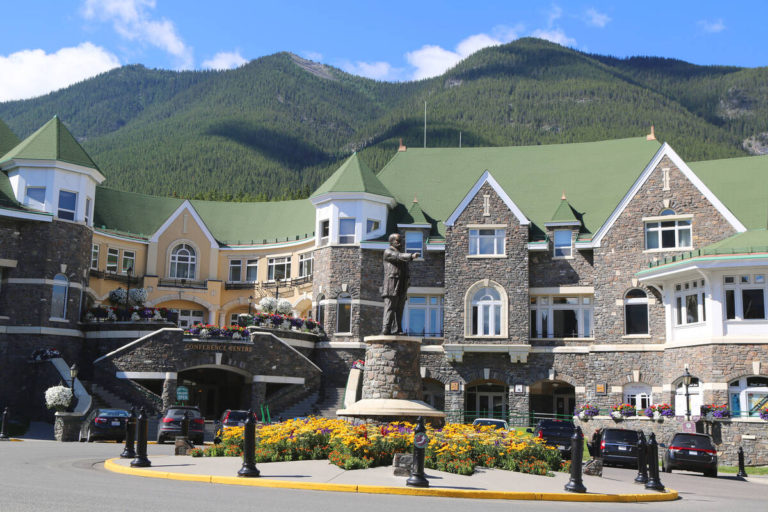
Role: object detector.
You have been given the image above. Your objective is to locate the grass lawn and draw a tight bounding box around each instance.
[719,465,768,475]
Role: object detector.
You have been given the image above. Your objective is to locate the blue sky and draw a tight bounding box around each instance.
[1,1,766,102]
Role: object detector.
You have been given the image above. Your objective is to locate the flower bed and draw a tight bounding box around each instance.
[190,417,564,476]
[644,404,674,419]
[85,305,169,322]
[702,404,730,419]
[611,403,637,419]
[576,404,599,420]
[184,324,248,339]
[239,313,321,333]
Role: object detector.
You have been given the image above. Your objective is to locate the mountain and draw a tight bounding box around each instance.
[0,38,766,200]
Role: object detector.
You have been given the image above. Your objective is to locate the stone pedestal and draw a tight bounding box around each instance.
[54,412,84,442]
[174,436,195,455]
[338,335,445,424]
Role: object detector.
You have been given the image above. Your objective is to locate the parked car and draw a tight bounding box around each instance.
[661,432,718,477]
[527,419,575,458]
[157,406,204,445]
[600,428,642,468]
[79,409,130,442]
[472,418,509,430]
[213,409,256,443]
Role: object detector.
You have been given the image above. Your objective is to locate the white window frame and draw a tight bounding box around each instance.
[403,295,444,337]
[319,220,330,246]
[468,228,505,256]
[405,231,423,257]
[470,287,502,336]
[299,252,313,278]
[106,248,119,273]
[338,218,355,245]
[729,376,768,418]
[366,219,380,234]
[674,376,702,417]
[336,293,352,333]
[643,213,692,251]
[25,186,46,208]
[624,289,649,335]
[624,383,653,411]
[228,259,243,282]
[121,250,135,274]
[553,229,573,258]
[57,189,77,221]
[169,244,197,279]
[90,244,99,270]
[51,273,68,320]
[85,197,92,226]
[267,257,291,282]
[245,259,258,282]
[530,295,593,339]
[673,279,706,326]
[724,274,766,321]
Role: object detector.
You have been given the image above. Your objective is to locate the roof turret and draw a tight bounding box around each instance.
[0,116,99,170]
[310,153,392,198]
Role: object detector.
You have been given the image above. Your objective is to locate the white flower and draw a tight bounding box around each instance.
[152,310,163,320]
[107,309,117,320]
[45,385,73,409]
[232,332,242,340]
[199,329,210,339]
[276,299,292,315]
[129,288,148,305]
[610,411,623,420]
[259,297,277,313]
[109,288,127,304]
[130,312,141,321]
[578,411,588,421]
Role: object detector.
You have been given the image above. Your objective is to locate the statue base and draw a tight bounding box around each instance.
[337,398,445,426]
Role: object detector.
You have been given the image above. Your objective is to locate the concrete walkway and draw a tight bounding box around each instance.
[106,456,678,502]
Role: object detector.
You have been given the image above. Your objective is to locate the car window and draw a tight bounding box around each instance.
[99,409,130,417]
[168,409,201,419]
[473,419,506,429]
[227,411,249,422]
[603,430,639,443]
[671,434,714,449]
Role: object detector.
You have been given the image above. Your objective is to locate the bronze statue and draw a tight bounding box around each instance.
[381,233,419,335]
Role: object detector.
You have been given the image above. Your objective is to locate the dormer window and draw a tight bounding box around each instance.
[57,190,77,221]
[339,218,355,244]
[553,230,572,258]
[405,231,423,256]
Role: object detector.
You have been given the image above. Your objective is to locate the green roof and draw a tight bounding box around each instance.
[94,187,183,237]
[0,118,20,157]
[642,229,768,271]
[0,172,19,209]
[548,196,580,224]
[377,137,661,238]
[311,153,392,199]
[0,116,99,170]
[405,198,430,225]
[689,155,768,230]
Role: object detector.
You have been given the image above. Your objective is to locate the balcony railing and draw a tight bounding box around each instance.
[157,278,208,289]
[225,275,313,290]
[89,269,141,285]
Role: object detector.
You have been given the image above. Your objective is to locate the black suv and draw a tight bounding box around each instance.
[157,406,205,445]
[528,419,575,458]
[600,428,642,468]
[662,432,718,477]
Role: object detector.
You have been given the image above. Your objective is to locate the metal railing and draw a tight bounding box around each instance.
[157,278,207,289]
[89,269,141,285]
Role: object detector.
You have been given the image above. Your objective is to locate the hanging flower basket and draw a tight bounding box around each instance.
[576,404,599,420]
[759,407,768,421]
[45,385,73,412]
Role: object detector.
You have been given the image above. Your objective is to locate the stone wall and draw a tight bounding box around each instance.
[312,346,366,387]
[361,338,422,400]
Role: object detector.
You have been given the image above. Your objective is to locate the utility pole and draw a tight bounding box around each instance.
[423,101,427,148]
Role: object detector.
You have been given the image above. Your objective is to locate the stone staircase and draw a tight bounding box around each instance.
[272,387,346,420]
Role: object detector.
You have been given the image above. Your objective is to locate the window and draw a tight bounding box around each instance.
[674,376,702,417]
[245,259,258,282]
[729,377,768,417]
[121,250,135,274]
[553,230,572,258]
[531,295,593,338]
[724,275,766,320]
[299,253,313,278]
[25,186,46,208]
[645,213,692,250]
[319,220,330,246]
[177,309,205,328]
[405,231,423,256]
[316,295,326,329]
[339,218,355,244]
[91,244,99,270]
[624,383,652,411]
[169,244,196,279]
[268,257,291,281]
[57,190,77,220]
[230,313,240,326]
[673,279,706,325]
[51,274,68,319]
[85,197,92,225]
[366,219,380,233]
[403,295,443,337]
[228,260,242,282]
[624,289,649,334]
[106,248,119,273]
[471,287,502,336]
[336,293,351,333]
[469,229,505,255]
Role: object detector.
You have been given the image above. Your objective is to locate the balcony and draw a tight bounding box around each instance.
[89,269,140,285]
[225,275,312,291]
[157,278,207,289]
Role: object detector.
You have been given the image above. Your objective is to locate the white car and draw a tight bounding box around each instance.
[472,418,510,430]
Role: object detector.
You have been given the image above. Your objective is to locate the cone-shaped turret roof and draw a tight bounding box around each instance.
[311,153,392,198]
[0,116,99,170]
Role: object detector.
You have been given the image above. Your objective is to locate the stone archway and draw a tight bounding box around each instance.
[529,379,575,421]
[177,366,251,417]
[465,379,508,422]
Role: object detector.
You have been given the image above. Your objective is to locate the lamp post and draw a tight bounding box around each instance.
[248,295,253,316]
[69,363,79,390]
[125,265,133,321]
[683,368,692,421]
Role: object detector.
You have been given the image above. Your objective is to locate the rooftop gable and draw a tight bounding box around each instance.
[310,153,392,199]
[445,170,530,227]
[0,116,100,170]
[546,195,580,226]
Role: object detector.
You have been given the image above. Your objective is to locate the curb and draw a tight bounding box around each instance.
[103,459,679,502]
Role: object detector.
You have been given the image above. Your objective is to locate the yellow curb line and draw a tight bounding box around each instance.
[103,459,678,502]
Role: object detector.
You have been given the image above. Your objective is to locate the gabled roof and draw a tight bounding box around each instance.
[445,170,530,227]
[310,153,392,199]
[546,195,580,226]
[0,118,20,158]
[402,198,430,226]
[0,116,100,170]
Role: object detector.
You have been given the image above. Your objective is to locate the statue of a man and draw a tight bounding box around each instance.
[381,233,419,335]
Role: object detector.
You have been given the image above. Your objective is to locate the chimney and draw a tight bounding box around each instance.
[646,125,656,141]
[398,138,407,152]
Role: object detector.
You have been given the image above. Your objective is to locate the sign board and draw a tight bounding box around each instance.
[449,381,460,392]
[176,386,189,401]
[595,383,607,395]
[681,421,696,433]
[414,432,430,449]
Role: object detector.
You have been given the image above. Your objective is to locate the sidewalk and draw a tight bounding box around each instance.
[106,456,678,502]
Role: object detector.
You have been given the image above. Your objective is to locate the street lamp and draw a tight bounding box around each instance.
[125,265,133,321]
[69,363,79,390]
[683,367,692,421]
[248,295,253,316]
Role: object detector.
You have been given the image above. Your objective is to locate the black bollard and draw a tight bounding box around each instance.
[120,407,137,459]
[238,409,260,477]
[181,411,190,438]
[131,407,151,468]
[564,425,587,493]
[737,446,748,478]
[644,433,664,491]
[634,431,648,484]
[0,407,9,440]
[406,416,429,488]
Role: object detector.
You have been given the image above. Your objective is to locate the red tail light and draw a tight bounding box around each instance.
[600,440,605,450]
[223,411,230,422]
[193,418,205,425]
[537,430,543,439]
[162,417,174,423]
[669,445,715,454]
[95,417,107,425]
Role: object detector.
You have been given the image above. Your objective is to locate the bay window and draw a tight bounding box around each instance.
[673,279,706,325]
[724,274,766,320]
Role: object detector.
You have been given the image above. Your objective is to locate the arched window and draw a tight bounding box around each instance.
[661,208,676,216]
[624,383,652,411]
[316,294,326,330]
[169,244,196,279]
[471,287,502,336]
[336,293,351,333]
[674,376,702,417]
[729,376,768,417]
[51,274,68,319]
[624,289,648,335]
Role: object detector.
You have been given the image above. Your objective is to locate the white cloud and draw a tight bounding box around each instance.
[698,19,725,33]
[531,28,577,47]
[406,27,521,80]
[547,5,563,26]
[585,8,610,28]
[202,51,247,70]
[341,60,399,81]
[82,0,193,69]
[0,43,120,102]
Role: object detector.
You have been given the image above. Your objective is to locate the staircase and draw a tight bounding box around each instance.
[274,392,318,420]
[86,382,160,439]
[314,387,345,417]
[272,387,346,420]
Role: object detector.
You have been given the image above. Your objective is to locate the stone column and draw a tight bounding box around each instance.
[508,387,530,427]
[250,382,266,414]
[161,372,177,411]
[444,383,465,424]
[361,336,422,400]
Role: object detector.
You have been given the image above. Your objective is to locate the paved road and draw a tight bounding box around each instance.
[0,440,765,512]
